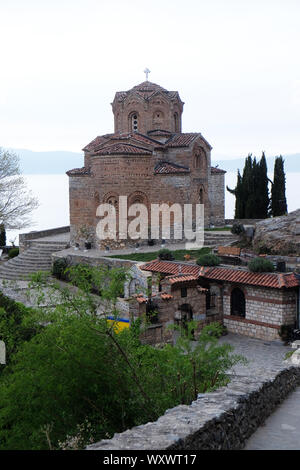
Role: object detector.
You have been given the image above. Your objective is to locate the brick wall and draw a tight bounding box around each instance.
[223,283,297,340]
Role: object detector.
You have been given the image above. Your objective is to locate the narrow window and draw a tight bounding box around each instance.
[231,288,246,317]
[181,287,187,298]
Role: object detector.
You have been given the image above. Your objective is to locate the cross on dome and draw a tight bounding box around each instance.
[143,68,151,81]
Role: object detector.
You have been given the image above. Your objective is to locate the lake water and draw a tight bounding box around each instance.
[6,172,300,245]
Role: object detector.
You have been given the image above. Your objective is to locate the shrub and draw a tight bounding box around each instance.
[8,247,19,258]
[248,257,275,273]
[158,248,175,261]
[231,223,245,235]
[279,324,295,344]
[52,258,69,280]
[197,253,221,266]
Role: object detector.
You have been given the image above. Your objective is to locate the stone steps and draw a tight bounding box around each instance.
[0,241,68,280]
[203,232,238,247]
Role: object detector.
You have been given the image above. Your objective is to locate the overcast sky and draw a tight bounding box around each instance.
[1,0,300,160]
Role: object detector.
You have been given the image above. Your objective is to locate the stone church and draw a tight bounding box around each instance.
[67,79,225,249]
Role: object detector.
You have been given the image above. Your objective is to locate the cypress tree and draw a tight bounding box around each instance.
[0,224,6,247]
[227,153,270,219]
[242,154,254,218]
[271,156,287,216]
[257,152,269,218]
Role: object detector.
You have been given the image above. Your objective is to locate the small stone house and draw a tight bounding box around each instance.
[130,260,300,343]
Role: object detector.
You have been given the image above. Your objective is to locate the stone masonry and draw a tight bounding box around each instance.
[67,80,226,249]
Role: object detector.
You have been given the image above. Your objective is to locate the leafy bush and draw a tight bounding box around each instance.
[248,257,275,273]
[197,253,221,266]
[8,248,19,258]
[51,258,69,280]
[231,223,245,235]
[0,293,38,367]
[279,324,295,344]
[158,248,175,261]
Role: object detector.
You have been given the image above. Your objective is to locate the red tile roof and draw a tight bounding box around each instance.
[166,274,199,285]
[94,143,152,156]
[154,162,190,174]
[165,133,200,148]
[148,129,173,137]
[83,131,211,156]
[113,81,182,103]
[136,294,147,303]
[211,166,226,174]
[83,134,114,152]
[66,167,90,176]
[202,267,299,289]
[160,293,173,300]
[141,260,201,276]
[141,260,299,289]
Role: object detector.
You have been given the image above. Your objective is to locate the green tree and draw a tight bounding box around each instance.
[227,153,270,219]
[271,156,287,216]
[0,266,245,450]
[257,152,269,218]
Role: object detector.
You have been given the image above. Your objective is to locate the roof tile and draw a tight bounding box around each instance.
[154,162,190,174]
[141,260,299,289]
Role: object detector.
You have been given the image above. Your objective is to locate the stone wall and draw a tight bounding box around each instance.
[52,250,137,270]
[225,218,264,225]
[19,226,70,252]
[210,172,225,226]
[69,137,214,249]
[87,365,300,450]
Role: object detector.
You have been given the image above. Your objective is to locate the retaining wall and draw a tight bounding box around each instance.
[19,226,70,252]
[87,365,300,450]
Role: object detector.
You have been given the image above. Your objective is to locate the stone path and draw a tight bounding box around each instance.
[218,333,292,379]
[218,334,300,450]
[244,387,300,450]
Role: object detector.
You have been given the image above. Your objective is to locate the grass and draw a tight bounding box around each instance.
[108,247,211,262]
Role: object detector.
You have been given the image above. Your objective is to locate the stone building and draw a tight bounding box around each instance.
[67,80,226,249]
[131,260,300,343]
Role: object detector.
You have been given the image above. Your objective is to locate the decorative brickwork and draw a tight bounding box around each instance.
[67,80,226,249]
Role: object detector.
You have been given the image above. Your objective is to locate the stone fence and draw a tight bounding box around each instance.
[87,365,300,450]
[225,219,264,226]
[19,226,70,252]
[52,250,137,270]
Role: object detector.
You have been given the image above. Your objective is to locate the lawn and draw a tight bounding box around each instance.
[108,247,211,262]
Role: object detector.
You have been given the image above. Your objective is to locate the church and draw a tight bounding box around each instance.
[67,77,226,249]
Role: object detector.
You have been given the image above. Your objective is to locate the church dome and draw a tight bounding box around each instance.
[112,80,184,135]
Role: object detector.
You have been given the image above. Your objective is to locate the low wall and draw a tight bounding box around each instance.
[19,226,70,252]
[52,250,137,270]
[225,219,264,226]
[87,365,300,450]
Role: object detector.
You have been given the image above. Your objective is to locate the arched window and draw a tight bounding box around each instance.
[194,154,201,169]
[199,188,204,204]
[230,288,246,317]
[129,112,139,132]
[174,112,179,132]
